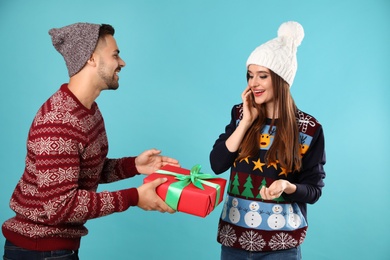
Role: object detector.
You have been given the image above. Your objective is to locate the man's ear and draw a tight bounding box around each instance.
[86,53,97,67]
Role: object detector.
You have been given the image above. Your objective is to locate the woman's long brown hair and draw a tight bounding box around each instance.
[237,70,302,173]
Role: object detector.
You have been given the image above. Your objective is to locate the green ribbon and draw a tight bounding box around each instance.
[156,164,221,212]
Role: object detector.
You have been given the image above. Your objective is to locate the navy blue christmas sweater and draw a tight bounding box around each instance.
[210,103,326,252]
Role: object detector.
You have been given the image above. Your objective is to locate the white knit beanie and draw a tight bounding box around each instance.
[246,21,304,87]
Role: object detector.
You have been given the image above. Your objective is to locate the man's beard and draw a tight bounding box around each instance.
[97,62,119,90]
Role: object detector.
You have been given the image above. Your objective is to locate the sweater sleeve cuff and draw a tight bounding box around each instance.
[121,188,139,207]
[285,183,304,200]
[122,157,140,177]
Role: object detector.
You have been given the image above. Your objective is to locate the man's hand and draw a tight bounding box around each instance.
[135,148,179,174]
[137,178,175,213]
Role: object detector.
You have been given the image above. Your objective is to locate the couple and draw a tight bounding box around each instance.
[2,21,325,260]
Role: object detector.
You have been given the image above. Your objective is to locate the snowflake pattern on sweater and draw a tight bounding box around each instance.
[210,103,326,252]
[2,84,139,251]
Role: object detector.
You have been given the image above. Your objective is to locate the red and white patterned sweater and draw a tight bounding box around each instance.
[2,84,139,251]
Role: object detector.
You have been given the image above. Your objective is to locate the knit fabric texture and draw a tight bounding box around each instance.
[49,23,100,77]
[2,84,139,251]
[246,21,305,87]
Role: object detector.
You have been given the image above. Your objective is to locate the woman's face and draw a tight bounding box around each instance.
[247,64,275,110]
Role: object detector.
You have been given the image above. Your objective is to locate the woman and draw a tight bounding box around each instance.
[210,21,326,259]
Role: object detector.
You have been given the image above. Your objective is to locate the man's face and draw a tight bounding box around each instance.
[95,35,126,90]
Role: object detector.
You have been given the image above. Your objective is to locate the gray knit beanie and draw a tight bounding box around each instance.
[49,22,101,77]
[246,21,304,87]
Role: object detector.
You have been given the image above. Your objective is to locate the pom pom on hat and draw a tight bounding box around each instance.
[49,22,100,77]
[246,21,305,87]
[277,21,305,46]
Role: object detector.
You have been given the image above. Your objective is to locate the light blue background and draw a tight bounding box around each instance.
[1,0,389,259]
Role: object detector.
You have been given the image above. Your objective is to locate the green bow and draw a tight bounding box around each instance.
[156,164,221,211]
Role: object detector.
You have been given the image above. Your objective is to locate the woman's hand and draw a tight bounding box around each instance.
[259,179,297,200]
[225,86,260,153]
[240,85,259,127]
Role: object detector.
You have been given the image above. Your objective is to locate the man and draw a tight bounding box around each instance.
[2,22,178,260]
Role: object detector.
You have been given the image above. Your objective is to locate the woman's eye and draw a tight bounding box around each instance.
[260,75,268,79]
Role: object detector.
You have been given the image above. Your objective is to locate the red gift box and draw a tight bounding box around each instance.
[143,164,226,218]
